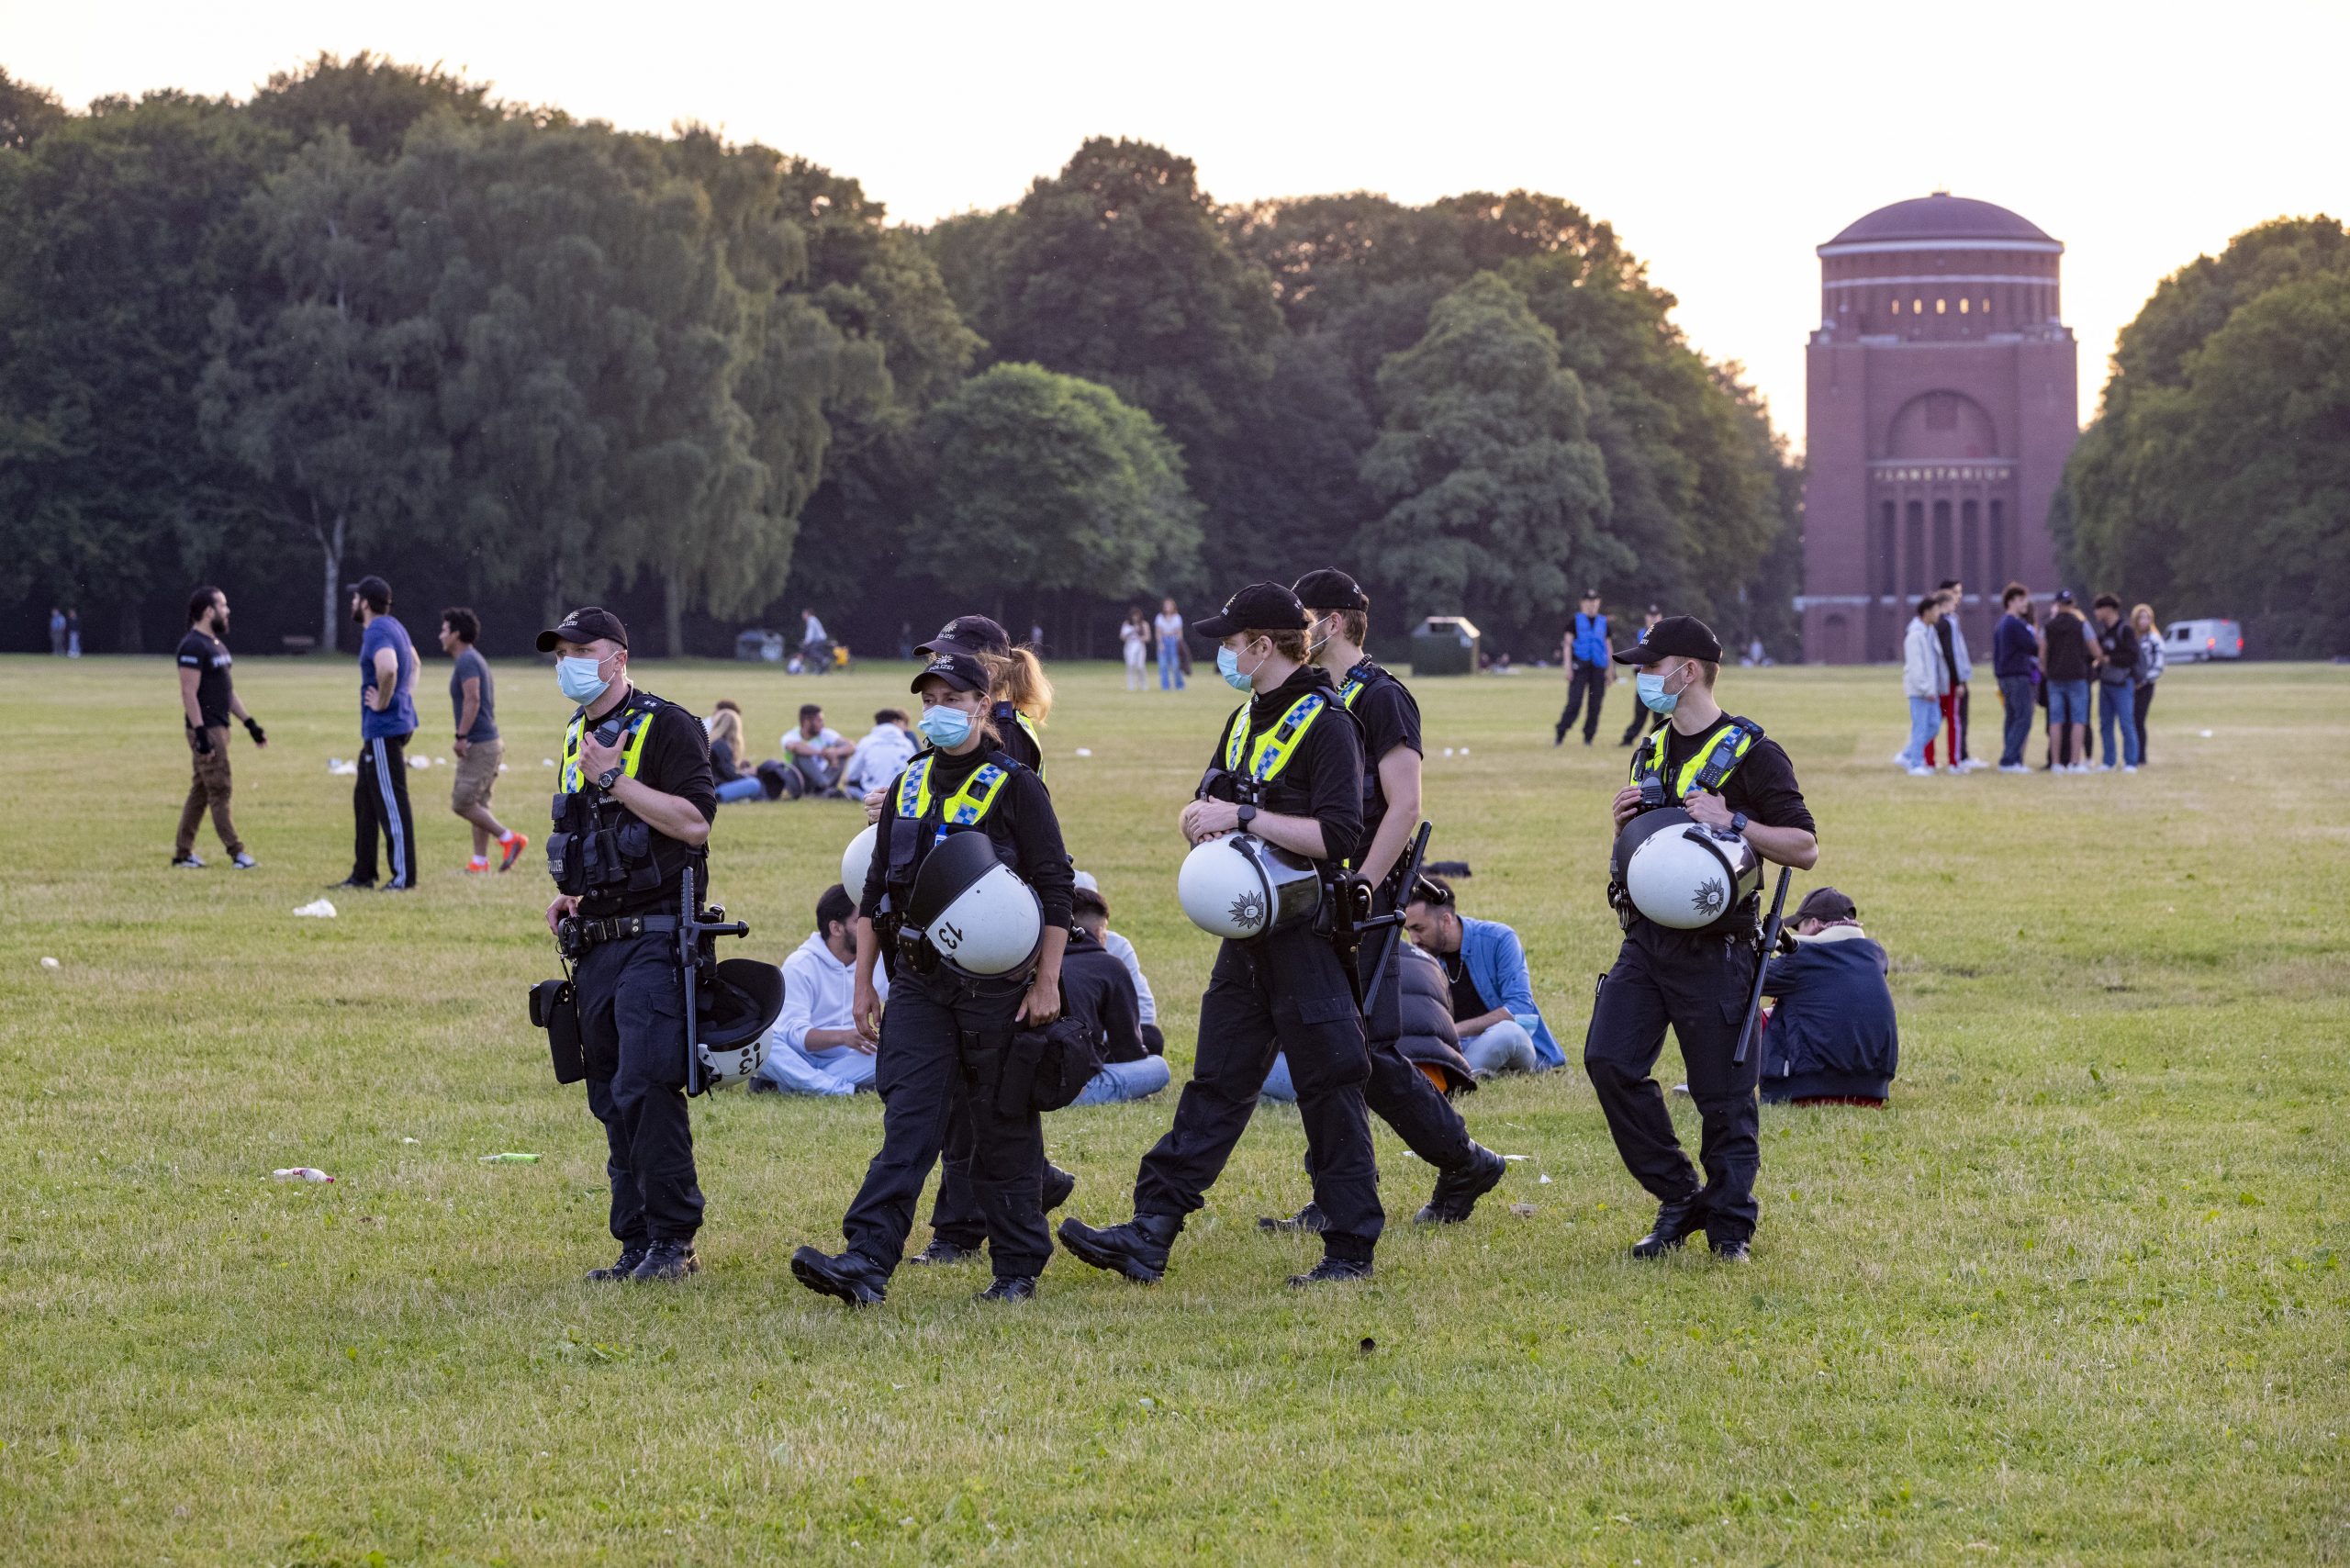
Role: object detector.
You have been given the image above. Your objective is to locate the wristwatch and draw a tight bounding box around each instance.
[597,766,623,791]
[1729,811,1749,835]
[1236,803,1259,832]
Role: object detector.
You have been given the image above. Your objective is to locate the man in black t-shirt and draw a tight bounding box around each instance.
[173,586,266,869]
[1248,567,1505,1231]
[1590,616,1818,1263]
[539,607,721,1284]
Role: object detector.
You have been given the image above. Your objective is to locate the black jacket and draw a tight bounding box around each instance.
[1059,928,1147,1064]
[1760,924,1898,1102]
[1394,942,1478,1094]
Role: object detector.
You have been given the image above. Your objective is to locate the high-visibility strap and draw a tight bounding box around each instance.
[898,753,1011,843]
[1222,691,1327,783]
[561,700,657,793]
[1630,720,1756,801]
[1013,711,1046,783]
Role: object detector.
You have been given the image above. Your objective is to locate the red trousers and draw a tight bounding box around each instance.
[1923,690,1961,767]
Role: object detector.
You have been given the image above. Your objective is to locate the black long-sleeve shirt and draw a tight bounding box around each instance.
[858,744,1072,930]
[1059,927,1147,1063]
[1198,663,1366,867]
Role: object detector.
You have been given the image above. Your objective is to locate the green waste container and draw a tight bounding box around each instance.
[1410,615,1481,676]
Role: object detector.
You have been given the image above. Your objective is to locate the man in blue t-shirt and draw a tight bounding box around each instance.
[333,574,421,890]
[1554,588,1613,746]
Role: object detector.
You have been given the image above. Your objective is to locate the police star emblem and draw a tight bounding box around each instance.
[1228,890,1267,930]
[1691,878,1727,919]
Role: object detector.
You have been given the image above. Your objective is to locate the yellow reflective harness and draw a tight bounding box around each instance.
[1222,690,1329,785]
[561,699,657,793]
[897,751,1013,846]
[1630,717,1758,801]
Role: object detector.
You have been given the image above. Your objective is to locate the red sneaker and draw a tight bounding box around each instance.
[464,858,492,875]
[498,832,530,872]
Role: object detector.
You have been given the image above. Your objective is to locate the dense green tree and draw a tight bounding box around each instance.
[2059,217,2350,656]
[1357,273,1615,645]
[948,139,1281,563]
[917,363,1200,623]
[246,51,510,162]
[0,91,283,648]
[0,69,66,151]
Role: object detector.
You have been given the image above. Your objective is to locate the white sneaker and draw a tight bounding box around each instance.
[1959,758,1986,773]
[1893,752,1912,769]
[1998,763,2029,774]
[171,853,206,868]
[231,851,259,869]
[1907,765,1934,777]
[2122,764,2138,774]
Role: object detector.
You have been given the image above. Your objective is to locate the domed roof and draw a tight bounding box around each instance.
[1823,192,2056,249]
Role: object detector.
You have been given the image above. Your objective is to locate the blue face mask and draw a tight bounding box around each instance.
[1636,666,1681,715]
[556,655,610,704]
[1216,642,1261,692]
[918,704,973,749]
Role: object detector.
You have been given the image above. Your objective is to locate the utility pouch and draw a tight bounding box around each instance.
[546,832,581,891]
[529,978,585,1084]
[1006,1017,1104,1114]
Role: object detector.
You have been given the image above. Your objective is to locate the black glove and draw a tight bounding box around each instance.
[188,723,213,756]
[243,716,266,745]
[1774,926,1799,957]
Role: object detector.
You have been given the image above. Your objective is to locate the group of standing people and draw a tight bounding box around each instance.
[1119,599,1193,690]
[46,605,82,657]
[1909,582,2164,776]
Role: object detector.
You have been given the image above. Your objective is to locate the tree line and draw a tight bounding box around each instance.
[2056,216,2350,658]
[0,54,1799,661]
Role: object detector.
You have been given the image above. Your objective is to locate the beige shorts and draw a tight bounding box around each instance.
[452,738,503,812]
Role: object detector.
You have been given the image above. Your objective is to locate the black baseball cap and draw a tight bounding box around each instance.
[916,615,1011,659]
[1580,587,1602,599]
[911,651,988,694]
[536,606,630,652]
[1795,886,1858,924]
[1292,568,1370,613]
[2053,588,2076,606]
[1613,613,1722,665]
[1192,582,1309,639]
[346,574,393,611]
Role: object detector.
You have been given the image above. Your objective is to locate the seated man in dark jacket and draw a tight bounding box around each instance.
[1759,887,1897,1106]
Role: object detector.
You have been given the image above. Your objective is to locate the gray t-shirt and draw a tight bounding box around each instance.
[449,647,498,743]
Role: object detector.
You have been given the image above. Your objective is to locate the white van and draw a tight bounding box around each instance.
[2163,619,2244,662]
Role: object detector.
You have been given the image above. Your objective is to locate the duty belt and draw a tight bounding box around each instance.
[565,913,679,952]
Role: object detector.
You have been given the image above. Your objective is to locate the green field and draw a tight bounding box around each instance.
[2,653,2344,1565]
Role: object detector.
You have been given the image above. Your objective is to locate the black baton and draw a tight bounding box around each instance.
[1733,866,1794,1066]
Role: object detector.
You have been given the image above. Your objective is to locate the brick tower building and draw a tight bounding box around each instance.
[1800,192,2077,663]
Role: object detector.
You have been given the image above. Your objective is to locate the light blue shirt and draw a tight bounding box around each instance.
[1456,915,1561,1068]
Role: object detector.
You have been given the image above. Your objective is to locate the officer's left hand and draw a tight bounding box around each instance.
[1181,799,1240,843]
[1683,789,1735,830]
[1018,971,1062,1026]
[577,727,622,785]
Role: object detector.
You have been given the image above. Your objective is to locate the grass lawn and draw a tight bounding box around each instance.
[1,652,2344,1565]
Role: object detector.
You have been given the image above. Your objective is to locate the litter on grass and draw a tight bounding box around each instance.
[273,1168,334,1182]
[478,1152,541,1164]
[328,758,359,776]
[39,956,59,969]
[1073,747,1094,757]
[408,756,431,770]
[292,899,337,919]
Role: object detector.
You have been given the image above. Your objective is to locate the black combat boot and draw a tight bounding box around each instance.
[1057,1212,1181,1283]
[1413,1144,1508,1225]
[1041,1164,1078,1214]
[1257,1202,1328,1234]
[790,1246,888,1306]
[1286,1254,1373,1288]
[1629,1194,1707,1259]
[629,1239,699,1281]
[977,1275,1036,1303]
[907,1237,981,1266]
[586,1243,651,1282]
[1710,1235,1751,1263]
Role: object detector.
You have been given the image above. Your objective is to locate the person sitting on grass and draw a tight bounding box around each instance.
[1263,939,1475,1102]
[840,709,917,799]
[706,701,768,805]
[753,885,876,1096]
[1757,886,1897,1107]
[784,704,856,798]
[1400,876,1561,1077]
[1072,870,1162,1055]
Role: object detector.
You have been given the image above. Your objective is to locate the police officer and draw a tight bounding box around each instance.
[538,608,719,1282]
[1257,568,1505,1232]
[1059,582,1384,1287]
[792,650,1075,1305]
[1587,615,1818,1262]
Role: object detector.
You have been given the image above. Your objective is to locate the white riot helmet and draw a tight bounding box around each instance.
[1612,807,1762,929]
[694,958,784,1087]
[905,830,1043,979]
[841,823,878,899]
[1178,832,1323,940]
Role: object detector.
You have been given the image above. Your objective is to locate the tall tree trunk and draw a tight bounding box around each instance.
[664,572,686,660]
[319,512,346,656]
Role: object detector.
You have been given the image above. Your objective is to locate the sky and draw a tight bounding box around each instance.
[7,0,2345,450]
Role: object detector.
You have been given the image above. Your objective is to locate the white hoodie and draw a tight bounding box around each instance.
[1902,617,1948,700]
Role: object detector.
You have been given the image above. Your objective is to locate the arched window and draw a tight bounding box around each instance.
[1935,298,1947,314]
[1913,298,1923,314]
[1958,298,1970,314]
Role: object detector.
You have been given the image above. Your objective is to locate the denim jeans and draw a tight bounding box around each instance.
[714,774,766,803]
[1998,676,2035,767]
[2047,679,2090,729]
[1069,1055,1172,1106]
[2098,680,2141,767]
[1460,1020,1542,1076]
[1158,639,1183,690]
[1899,697,1942,768]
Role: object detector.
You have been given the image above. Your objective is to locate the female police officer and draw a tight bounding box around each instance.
[537,607,718,1284]
[1058,582,1385,1288]
[791,650,1075,1305]
[1588,615,1817,1263]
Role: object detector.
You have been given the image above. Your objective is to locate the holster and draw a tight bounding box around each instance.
[528,978,584,1084]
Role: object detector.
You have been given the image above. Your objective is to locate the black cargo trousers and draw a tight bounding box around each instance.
[1299,905,1475,1176]
[1133,923,1383,1261]
[840,968,1050,1282]
[576,929,703,1245]
[1583,917,1762,1242]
